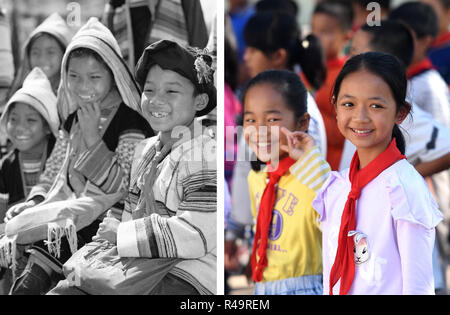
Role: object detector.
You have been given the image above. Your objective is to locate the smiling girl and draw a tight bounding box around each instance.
[242,69,330,295]
[313,52,443,295]
[0,67,58,223]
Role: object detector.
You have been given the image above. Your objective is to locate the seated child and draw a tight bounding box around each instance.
[2,18,153,295]
[2,12,72,159]
[48,40,217,295]
[0,67,59,293]
[0,68,59,220]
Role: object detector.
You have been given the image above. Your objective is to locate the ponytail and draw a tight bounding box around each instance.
[392,124,406,155]
[296,34,326,90]
[243,12,326,90]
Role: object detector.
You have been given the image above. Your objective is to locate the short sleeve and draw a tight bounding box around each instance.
[388,167,443,229]
[312,171,340,223]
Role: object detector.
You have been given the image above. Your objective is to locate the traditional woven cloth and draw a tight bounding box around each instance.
[148,0,189,47]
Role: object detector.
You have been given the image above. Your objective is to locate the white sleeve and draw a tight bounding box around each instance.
[396,220,435,295]
[401,104,450,164]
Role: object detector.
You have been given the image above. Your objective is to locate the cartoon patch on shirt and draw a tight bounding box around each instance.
[348,230,369,265]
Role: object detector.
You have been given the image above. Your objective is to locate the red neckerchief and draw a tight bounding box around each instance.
[431,32,450,49]
[250,156,296,282]
[406,58,435,79]
[329,138,406,295]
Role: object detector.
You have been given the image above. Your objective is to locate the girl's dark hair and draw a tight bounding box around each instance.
[360,20,414,67]
[243,11,326,90]
[332,52,410,154]
[389,2,438,39]
[314,0,354,31]
[442,0,450,9]
[244,69,308,120]
[225,37,239,91]
[255,0,299,16]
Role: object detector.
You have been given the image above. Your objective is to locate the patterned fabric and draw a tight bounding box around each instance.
[28,102,151,202]
[105,0,208,67]
[148,0,188,47]
[116,129,217,294]
[0,138,55,221]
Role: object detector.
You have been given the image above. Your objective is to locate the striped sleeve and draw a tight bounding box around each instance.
[0,174,8,219]
[28,132,69,200]
[289,146,331,192]
[73,131,145,194]
[117,169,216,258]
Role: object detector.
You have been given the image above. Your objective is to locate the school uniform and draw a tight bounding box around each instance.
[407,59,450,128]
[314,159,443,294]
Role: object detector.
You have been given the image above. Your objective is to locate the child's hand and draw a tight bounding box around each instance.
[4,200,37,222]
[92,215,120,245]
[280,127,315,160]
[77,102,101,148]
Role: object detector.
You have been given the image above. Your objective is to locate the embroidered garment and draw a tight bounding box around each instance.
[116,129,217,295]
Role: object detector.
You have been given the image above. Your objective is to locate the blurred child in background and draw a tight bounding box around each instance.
[310,0,354,171]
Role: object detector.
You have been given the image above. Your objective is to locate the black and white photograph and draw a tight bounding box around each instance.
[0,0,218,296]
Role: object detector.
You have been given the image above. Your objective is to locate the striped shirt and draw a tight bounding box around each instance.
[117,132,217,295]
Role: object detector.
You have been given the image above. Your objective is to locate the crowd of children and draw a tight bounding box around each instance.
[0,0,216,295]
[225,0,450,295]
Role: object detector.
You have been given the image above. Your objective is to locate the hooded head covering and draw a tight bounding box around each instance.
[0,67,59,137]
[8,13,74,98]
[135,40,216,117]
[57,17,141,121]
